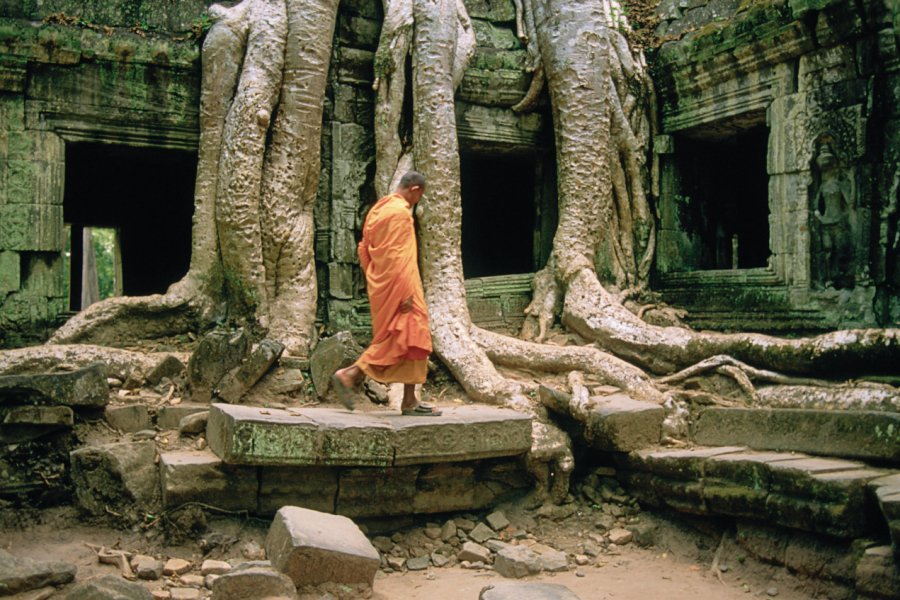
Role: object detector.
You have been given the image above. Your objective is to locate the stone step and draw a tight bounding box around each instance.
[692,407,900,465]
[617,446,893,540]
[206,403,532,467]
[159,448,531,519]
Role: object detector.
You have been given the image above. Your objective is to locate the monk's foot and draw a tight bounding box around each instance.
[401,402,442,417]
[332,371,358,411]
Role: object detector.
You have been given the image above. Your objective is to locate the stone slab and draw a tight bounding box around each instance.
[104,404,151,432]
[693,407,900,464]
[585,393,665,452]
[265,506,380,586]
[0,363,108,407]
[159,450,257,511]
[0,549,76,595]
[70,440,160,520]
[2,405,72,426]
[480,582,582,600]
[388,405,531,465]
[207,404,531,468]
[210,563,298,600]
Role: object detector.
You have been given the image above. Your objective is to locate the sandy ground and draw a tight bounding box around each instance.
[2,507,822,600]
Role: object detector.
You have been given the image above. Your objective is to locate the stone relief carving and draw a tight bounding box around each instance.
[809,137,856,289]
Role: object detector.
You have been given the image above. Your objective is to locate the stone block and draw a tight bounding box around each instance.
[159,450,257,511]
[390,405,532,465]
[70,440,160,520]
[493,545,542,578]
[308,331,363,397]
[308,408,394,467]
[465,0,517,21]
[337,466,419,518]
[104,404,151,432]
[854,545,900,599]
[412,463,478,514]
[0,548,76,595]
[693,407,900,464]
[266,506,380,586]
[626,446,745,480]
[0,204,63,251]
[258,466,338,515]
[145,354,186,385]
[209,563,298,600]
[0,251,19,295]
[585,393,664,452]
[0,362,109,408]
[157,403,209,429]
[215,339,284,404]
[479,582,582,600]
[458,541,492,564]
[0,404,73,442]
[186,329,249,403]
[207,403,319,466]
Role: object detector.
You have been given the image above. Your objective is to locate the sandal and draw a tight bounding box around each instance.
[401,403,442,416]
[331,374,356,411]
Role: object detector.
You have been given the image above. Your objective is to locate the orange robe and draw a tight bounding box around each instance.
[354,193,432,384]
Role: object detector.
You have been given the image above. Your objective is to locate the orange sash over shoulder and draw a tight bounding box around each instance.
[355,194,432,383]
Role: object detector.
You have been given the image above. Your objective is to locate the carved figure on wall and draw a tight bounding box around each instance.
[810,139,856,289]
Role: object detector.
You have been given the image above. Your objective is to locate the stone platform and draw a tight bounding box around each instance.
[206,403,532,467]
[160,404,534,519]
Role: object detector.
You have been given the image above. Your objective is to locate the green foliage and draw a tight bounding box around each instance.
[91,228,118,300]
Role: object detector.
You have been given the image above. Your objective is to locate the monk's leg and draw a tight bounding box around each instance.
[334,364,363,389]
[400,384,417,411]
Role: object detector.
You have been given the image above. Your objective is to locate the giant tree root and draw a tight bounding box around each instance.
[0,345,177,380]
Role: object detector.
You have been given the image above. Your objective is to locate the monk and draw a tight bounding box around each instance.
[331,171,441,416]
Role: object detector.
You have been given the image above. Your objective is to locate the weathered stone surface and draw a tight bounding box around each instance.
[258,466,338,515]
[200,560,232,576]
[406,555,430,570]
[493,545,542,578]
[337,466,419,518]
[486,510,510,531]
[208,404,531,467]
[469,522,497,544]
[390,405,532,465]
[159,450,257,511]
[0,362,108,407]
[0,404,72,442]
[62,574,152,600]
[215,339,284,404]
[158,403,209,429]
[132,555,163,581]
[105,404,151,432]
[187,330,250,403]
[164,558,192,576]
[266,506,380,586]
[585,393,665,451]
[855,545,900,599]
[0,204,63,251]
[70,440,160,519]
[480,582,582,600]
[0,251,20,296]
[0,549,76,595]
[210,563,298,600]
[309,331,363,398]
[693,407,900,464]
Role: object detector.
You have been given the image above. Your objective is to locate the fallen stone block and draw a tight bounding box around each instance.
[480,581,582,600]
[855,545,900,599]
[0,549,76,595]
[0,363,108,408]
[493,545,542,578]
[132,555,163,580]
[693,407,900,464]
[308,331,363,398]
[265,506,380,586]
[187,329,250,403]
[159,450,257,511]
[215,339,284,404]
[70,440,160,520]
[457,541,492,564]
[486,510,510,531]
[0,405,73,442]
[178,411,209,435]
[211,561,299,600]
[469,522,497,544]
[104,404,151,432]
[146,354,186,386]
[62,574,152,600]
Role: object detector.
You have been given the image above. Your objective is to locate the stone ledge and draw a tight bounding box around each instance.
[207,404,532,467]
[619,446,893,539]
[693,407,900,464]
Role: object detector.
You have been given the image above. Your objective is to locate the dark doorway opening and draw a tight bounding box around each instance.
[675,122,770,269]
[63,142,196,310]
[460,153,536,278]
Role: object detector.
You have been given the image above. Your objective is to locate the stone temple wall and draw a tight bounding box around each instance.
[652,0,900,330]
[0,0,546,347]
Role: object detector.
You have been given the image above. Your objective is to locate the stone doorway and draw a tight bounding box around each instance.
[673,122,770,270]
[460,151,550,278]
[63,142,196,310]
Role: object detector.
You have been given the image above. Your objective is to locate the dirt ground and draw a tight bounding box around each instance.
[1,504,824,600]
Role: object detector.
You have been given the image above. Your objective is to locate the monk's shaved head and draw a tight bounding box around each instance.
[399,171,426,190]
